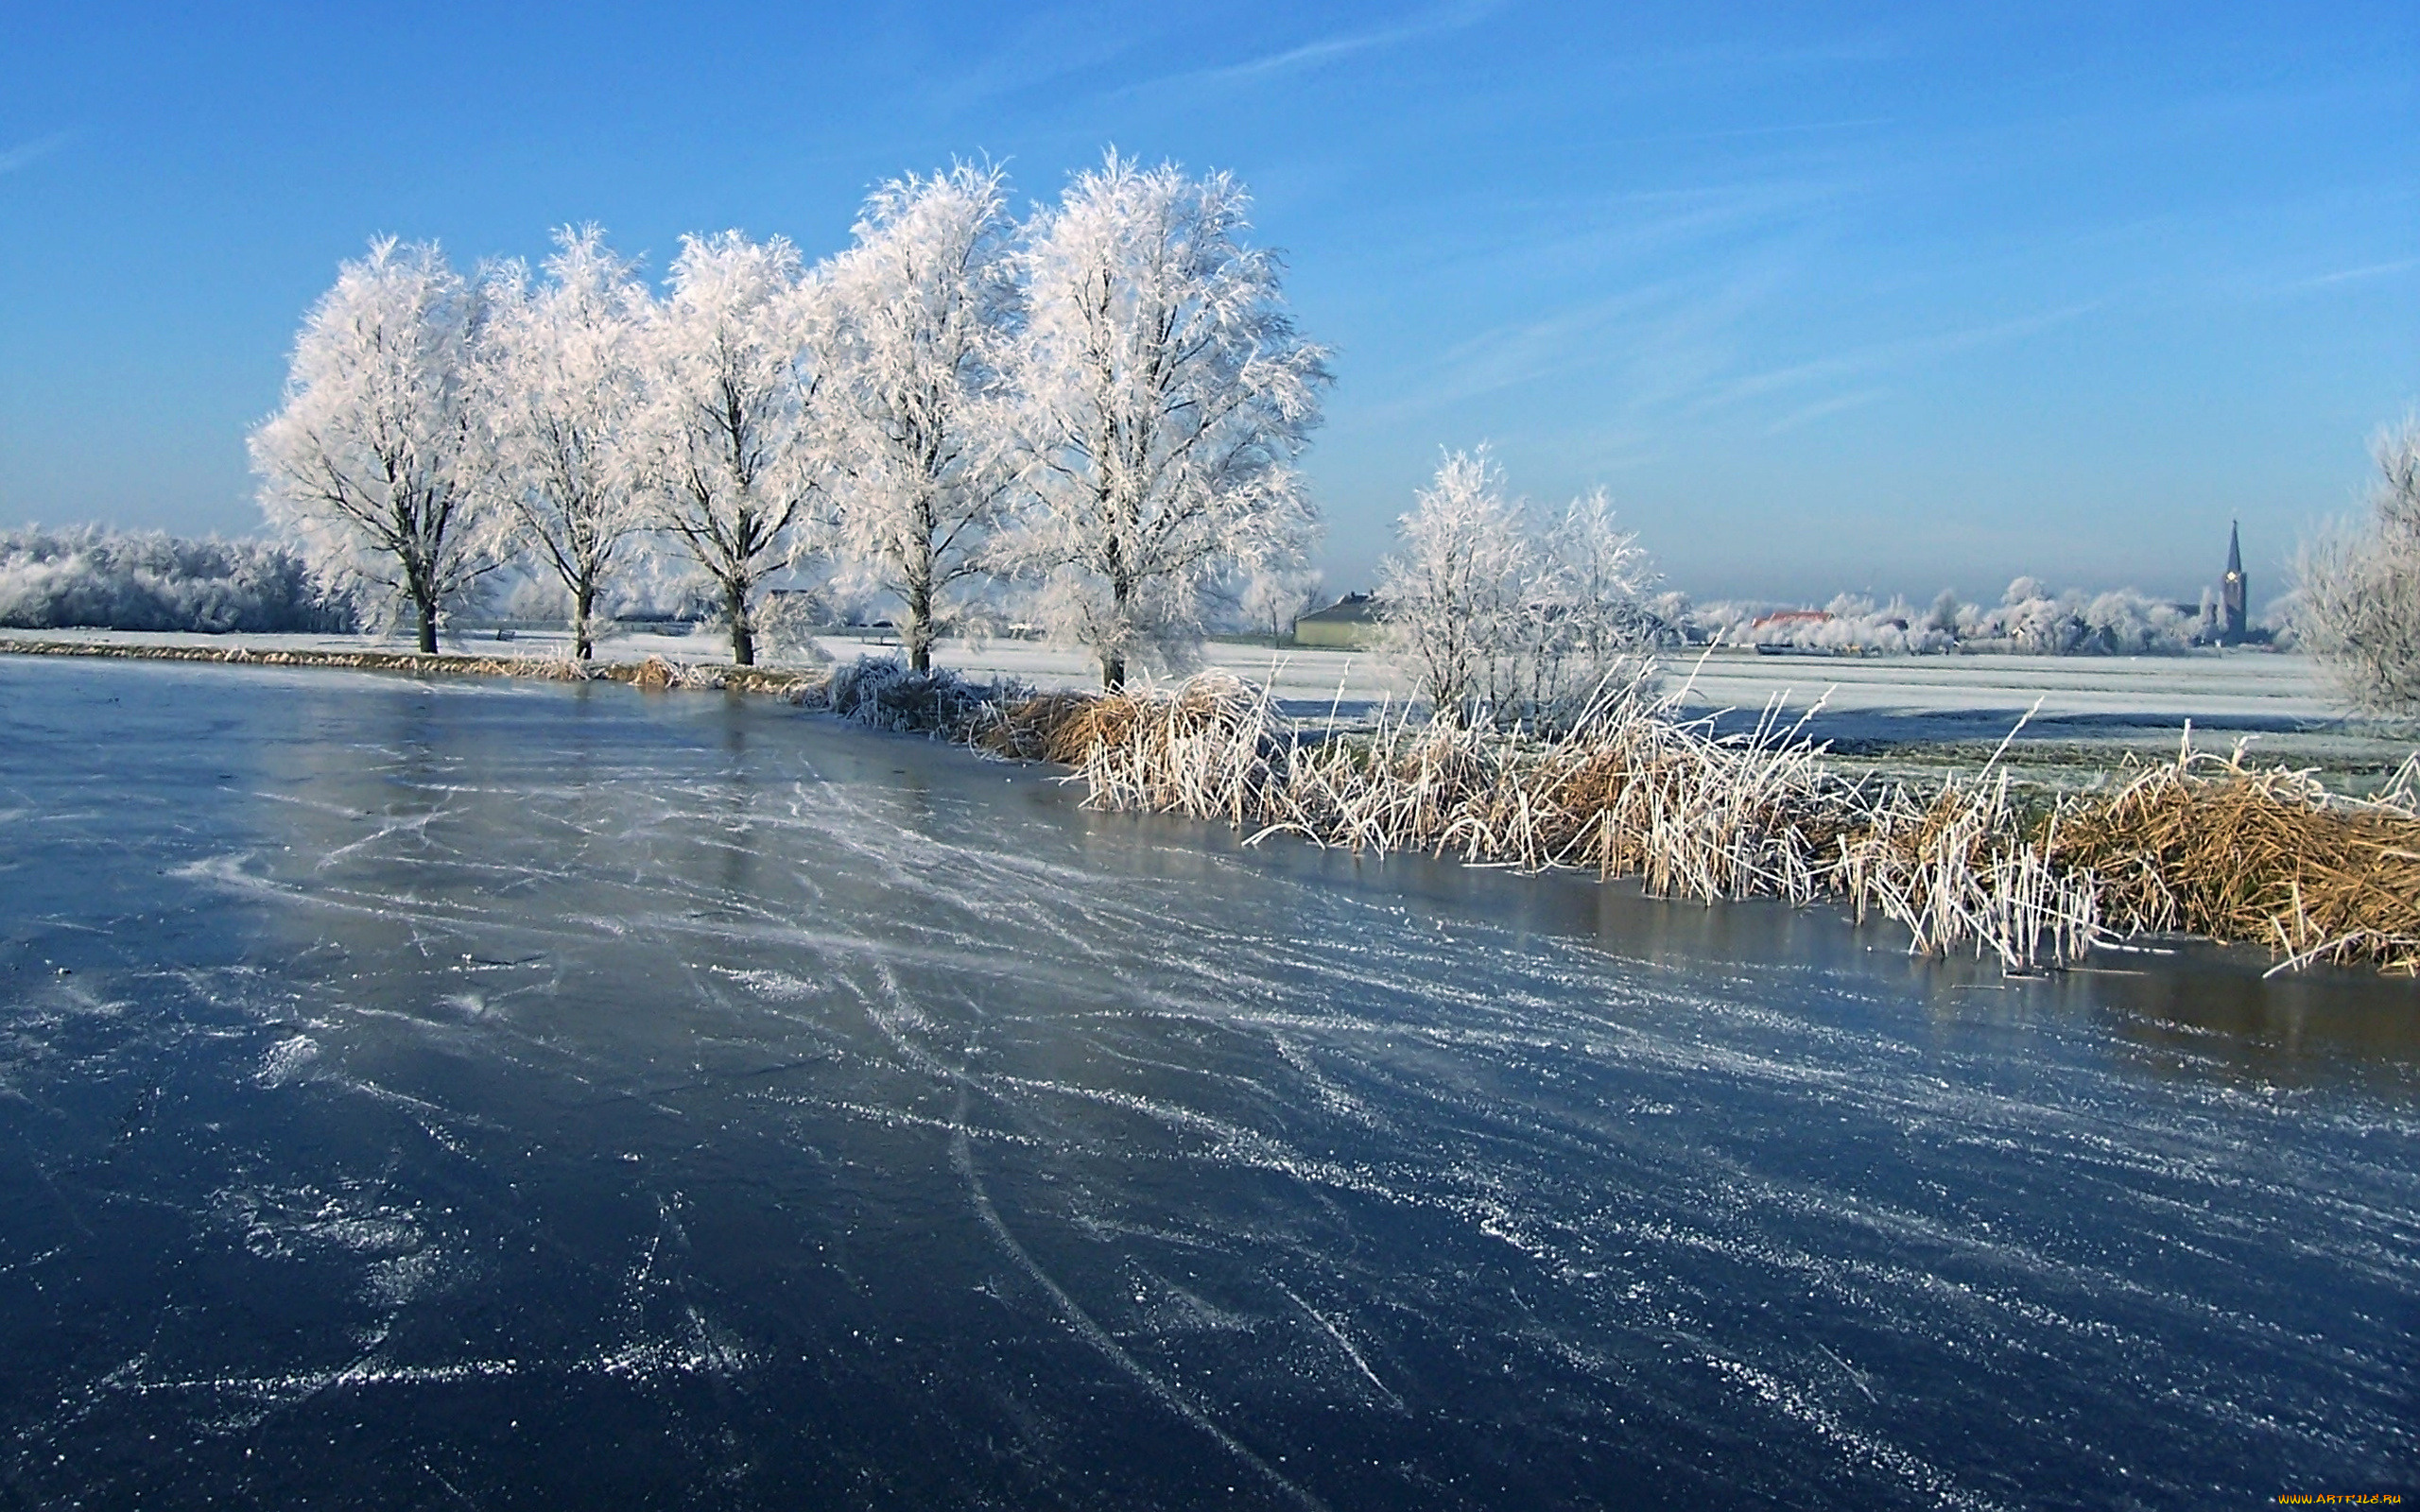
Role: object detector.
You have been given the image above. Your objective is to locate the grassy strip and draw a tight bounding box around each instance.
[0,634,821,697]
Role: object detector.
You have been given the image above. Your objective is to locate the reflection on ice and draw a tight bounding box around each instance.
[0,655,2413,1508]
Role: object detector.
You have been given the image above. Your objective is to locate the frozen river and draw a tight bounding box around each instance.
[1,657,2413,1508]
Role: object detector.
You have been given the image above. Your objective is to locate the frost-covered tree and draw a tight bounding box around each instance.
[1520,487,1659,715]
[251,238,494,652]
[1011,152,1329,690]
[2297,419,2420,714]
[1377,449,1529,725]
[0,525,354,633]
[636,232,827,666]
[476,226,651,659]
[1981,577,2197,655]
[821,164,1021,673]
[1698,581,2195,656]
[1242,564,1322,647]
[1381,453,1659,728]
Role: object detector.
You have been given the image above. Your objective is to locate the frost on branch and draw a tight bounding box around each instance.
[1010,151,1330,690]
[475,227,652,660]
[2297,419,2420,715]
[1241,564,1322,648]
[250,238,499,653]
[813,654,1025,736]
[1377,449,1526,726]
[1378,448,1661,730]
[821,164,1023,674]
[0,526,354,633]
[634,232,829,667]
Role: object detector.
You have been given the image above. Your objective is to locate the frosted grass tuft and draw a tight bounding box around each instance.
[992,665,2418,972]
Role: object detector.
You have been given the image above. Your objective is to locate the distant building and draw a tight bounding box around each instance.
[2204,522,2250,645]
[2221,521,2248,642]
[1291,592,1384,649]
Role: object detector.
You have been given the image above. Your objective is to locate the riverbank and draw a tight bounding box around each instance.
[0,631,821,696]
[9,629,2415,975]
[969,672,2420,977]
[4,626,2395,752]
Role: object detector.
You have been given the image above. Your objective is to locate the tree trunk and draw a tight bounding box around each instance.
[1103,570,1130,691]
[416,592,439,654]
[573,582,596,662]
[726,580,754,667]
[906,580,932,675]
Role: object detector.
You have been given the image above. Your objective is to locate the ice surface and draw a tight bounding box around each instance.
[0,655,2412,1508]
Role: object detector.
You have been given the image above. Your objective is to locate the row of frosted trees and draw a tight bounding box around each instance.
[250,154,1329,686]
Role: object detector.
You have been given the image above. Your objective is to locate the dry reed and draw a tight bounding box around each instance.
[982,670,2419,975]
[2052,741,2420,972]
[1836,773,2099,970]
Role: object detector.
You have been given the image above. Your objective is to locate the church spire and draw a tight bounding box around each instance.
[2221,520,2247,643]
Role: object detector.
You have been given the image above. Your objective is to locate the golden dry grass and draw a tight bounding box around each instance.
[983,671,2417,975]
[2053,749,2420,971]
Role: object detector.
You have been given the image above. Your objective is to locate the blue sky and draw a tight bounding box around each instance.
[2,2,2413,604]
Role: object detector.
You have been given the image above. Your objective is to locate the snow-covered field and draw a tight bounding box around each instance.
[0,623,2341,712]
[1655,646,2413,775]
[5,627,2403,772]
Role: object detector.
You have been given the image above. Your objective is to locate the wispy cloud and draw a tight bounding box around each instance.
[1419,179,1845,286]
[1143,0,1501,92]
[1371,280,2098,446]
[1345,174,1837,424]
[2284,256,2420,292]
[897,8,1163,125]
[1368,250,1802,424]
[1708,302,2099,411]
[1765,387,1888,435]
[0,132,71,176]
[1405,282,1701,410]
[1595,116,1895,150]
[1582,29,1905,89]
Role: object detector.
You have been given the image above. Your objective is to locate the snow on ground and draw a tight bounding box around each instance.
[3,626,2406,772]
